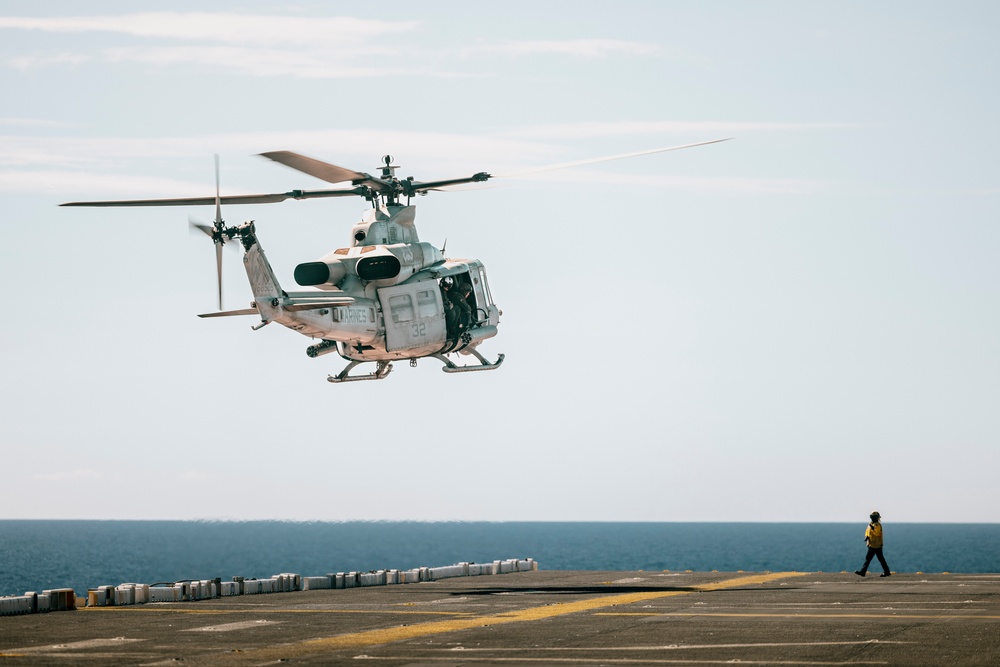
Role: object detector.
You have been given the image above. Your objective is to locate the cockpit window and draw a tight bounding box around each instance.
[479,267,493,305]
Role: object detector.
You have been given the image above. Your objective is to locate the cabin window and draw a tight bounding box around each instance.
[417,289,437,319]
[479,267,494,305]
[389,294,414,324]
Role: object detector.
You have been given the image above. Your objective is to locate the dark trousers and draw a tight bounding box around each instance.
[860,547,890,575]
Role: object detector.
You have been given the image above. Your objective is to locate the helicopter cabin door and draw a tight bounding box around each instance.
[379,282,447,352]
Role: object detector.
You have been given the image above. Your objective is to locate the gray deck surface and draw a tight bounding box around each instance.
[3,570,999,665]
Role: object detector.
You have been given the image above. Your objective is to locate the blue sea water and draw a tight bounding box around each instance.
[1,521,998,596]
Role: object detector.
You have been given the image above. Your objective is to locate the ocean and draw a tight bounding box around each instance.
[2,521,998,596]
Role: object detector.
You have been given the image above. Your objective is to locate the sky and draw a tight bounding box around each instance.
[1,1,997,523]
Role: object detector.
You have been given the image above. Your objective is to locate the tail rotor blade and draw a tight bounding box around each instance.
[189,215,213,238]
[215,241,223,311]
[191,157,229,312]
[190,214,226,310]
[214,154,223,227]
[213,155,224,310]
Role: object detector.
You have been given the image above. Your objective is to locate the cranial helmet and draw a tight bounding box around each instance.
[870,510,881,519]
[442,277,453,287]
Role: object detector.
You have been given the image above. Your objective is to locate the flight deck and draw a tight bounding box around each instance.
[3,569,999,665]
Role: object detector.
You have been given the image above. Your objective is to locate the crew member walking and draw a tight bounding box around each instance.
[855,510,891,577]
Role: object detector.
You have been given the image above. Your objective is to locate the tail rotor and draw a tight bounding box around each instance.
[212,155,224,310]
[189,155,235,310]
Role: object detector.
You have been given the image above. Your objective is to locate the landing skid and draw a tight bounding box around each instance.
[432,350,505,374]
[327,360,393,383]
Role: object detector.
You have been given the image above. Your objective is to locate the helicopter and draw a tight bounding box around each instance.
[61,139,729,383]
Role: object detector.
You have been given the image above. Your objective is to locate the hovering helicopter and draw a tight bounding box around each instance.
[61,139,729,383]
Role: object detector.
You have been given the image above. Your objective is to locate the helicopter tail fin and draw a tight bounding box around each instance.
[243,241,284,321]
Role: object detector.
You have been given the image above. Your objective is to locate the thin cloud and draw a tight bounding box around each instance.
[0,129,561,196]
[0,130,558,169]
[1,13,662,79]
[0,169,211,197]
[100,46,420,79]
[0,13,418,47]
[0,136,209,168]
[0,13,422,78]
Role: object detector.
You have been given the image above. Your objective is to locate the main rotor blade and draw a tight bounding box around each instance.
[259,151,371,185]
[61,187,364,207]
[406,172,492,195]
[496,138,733,178]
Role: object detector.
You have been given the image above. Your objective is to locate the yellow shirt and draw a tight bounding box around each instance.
[865,522,883,548]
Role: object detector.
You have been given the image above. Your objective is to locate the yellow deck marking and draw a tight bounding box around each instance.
[238,572,807,659]
[82,607,471,616]
[597,611,1000,620]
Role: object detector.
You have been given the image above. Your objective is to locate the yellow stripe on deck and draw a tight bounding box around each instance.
[598,611,1000,620]
[238,571,807,661]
